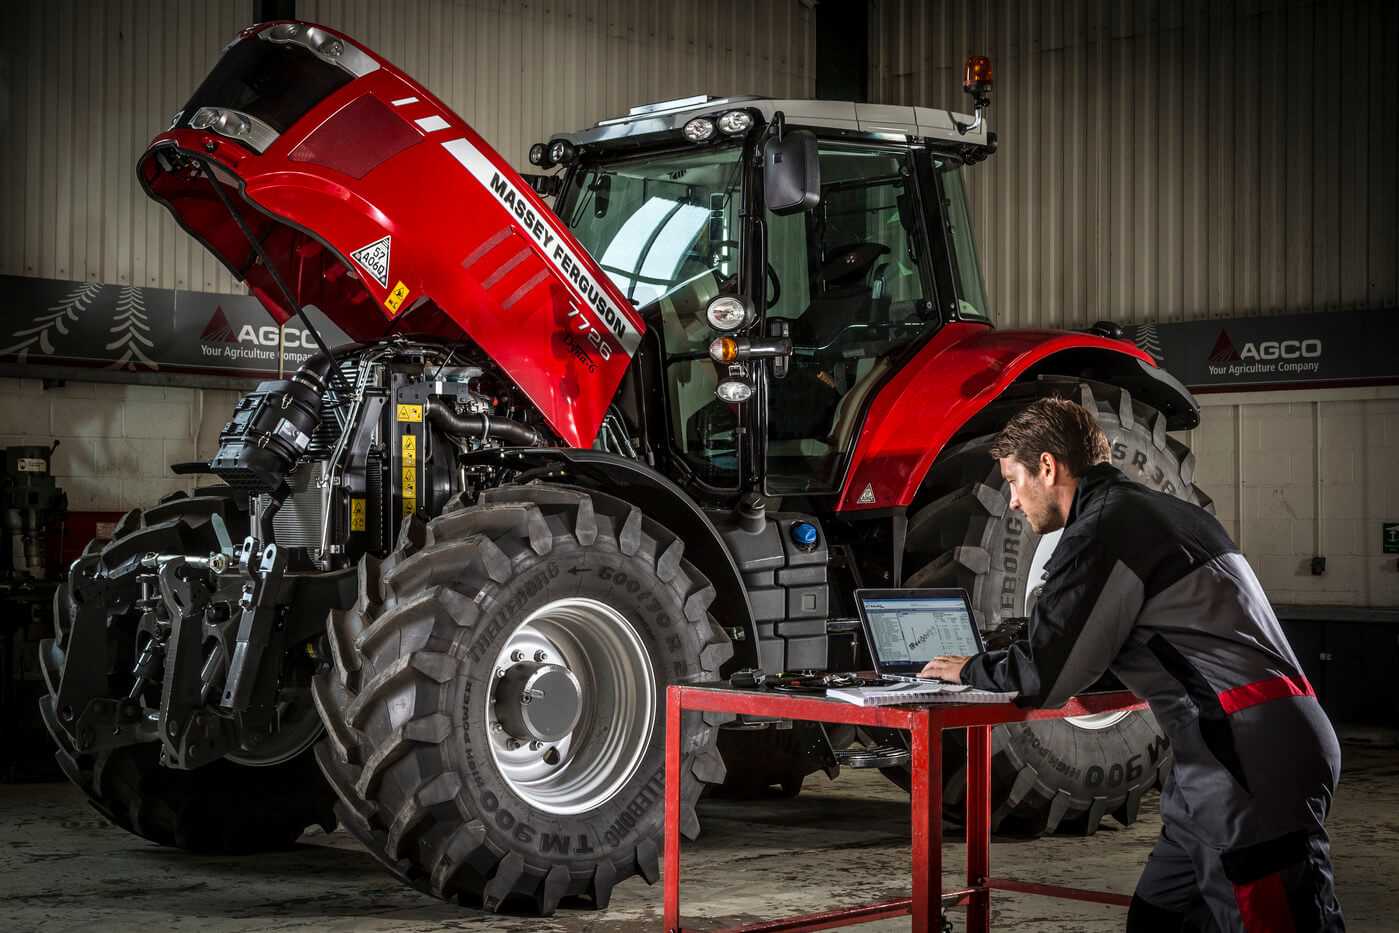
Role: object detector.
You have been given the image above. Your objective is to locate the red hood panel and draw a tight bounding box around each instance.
[137,22,642,448]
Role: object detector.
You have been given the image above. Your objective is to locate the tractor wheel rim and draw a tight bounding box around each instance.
[487,596,656,815]
[1024,525,1132,732]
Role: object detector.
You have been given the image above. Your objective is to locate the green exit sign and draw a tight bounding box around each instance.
[1385,523,1399,554]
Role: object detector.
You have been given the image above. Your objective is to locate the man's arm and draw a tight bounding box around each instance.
[958,531,1145,707]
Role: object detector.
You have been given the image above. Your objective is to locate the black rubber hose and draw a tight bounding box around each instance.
[427,404,548,447]
[291,342,368,395]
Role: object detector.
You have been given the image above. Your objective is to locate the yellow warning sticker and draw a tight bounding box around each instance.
[350,498,366,532]
[400,433,417,516]
[397,403,423,423]
[385,280,410,315]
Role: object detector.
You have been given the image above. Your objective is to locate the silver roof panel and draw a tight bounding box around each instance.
[556,96,989,148]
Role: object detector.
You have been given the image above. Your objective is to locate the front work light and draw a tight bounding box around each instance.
[705,295,751,331]
[528,142,549,166]
[715,379,754,403]
[717,110,753,135]
[683,117,716,142]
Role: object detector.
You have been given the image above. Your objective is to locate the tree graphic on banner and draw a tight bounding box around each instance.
[106,286,159,371]
[0,282,103,363]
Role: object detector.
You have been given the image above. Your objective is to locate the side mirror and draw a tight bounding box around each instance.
[763,128,820,215]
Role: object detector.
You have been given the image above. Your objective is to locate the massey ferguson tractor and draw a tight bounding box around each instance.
[40,22,1206,914]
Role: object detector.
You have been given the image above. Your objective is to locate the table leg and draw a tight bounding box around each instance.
[910,712,942,933]
[966,725,992,933]
[663,688,683,932]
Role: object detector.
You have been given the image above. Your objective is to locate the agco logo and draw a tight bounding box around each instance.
[200,307,315,347]
[1208,330,1322,363]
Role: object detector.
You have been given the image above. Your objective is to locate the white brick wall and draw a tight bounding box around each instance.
[1177,387,1399,608]
[0,378,243,513]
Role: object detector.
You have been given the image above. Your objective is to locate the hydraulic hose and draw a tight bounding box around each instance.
[427,403,548,447]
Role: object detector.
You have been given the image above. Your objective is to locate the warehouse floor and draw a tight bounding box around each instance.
[4,741,1396,932]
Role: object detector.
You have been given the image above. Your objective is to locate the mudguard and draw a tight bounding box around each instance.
[837,322,1200,512]
[137,21,641,448]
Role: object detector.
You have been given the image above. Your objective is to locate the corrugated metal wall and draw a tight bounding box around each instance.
[869,0,1399,329]
[0,1,251,294]
[301,0,816,174]
[0,0,815,295]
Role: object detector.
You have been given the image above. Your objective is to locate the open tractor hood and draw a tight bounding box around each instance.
[139,21,643,447]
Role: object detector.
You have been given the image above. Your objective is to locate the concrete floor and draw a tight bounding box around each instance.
[3,742,1396,932]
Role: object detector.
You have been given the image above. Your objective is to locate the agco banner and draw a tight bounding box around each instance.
[1126,308,1399,391]
[0,274,351,383]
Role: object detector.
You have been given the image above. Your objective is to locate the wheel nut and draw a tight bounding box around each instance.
[510,649,525,662]
[533,650,548,662]
[492,721,505,733]
[505,738,522,751]
[529,740,542,751]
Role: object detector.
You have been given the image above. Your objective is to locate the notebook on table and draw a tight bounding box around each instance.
[829,588,1017,706]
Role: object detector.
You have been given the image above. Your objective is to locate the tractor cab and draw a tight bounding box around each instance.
[545,82,997,500]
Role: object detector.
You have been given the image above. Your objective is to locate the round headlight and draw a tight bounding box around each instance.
[682,117,716,143]
[548,139,575,164]
[528,142,548,166]
[189,107,219,130]
[715,379,754,403]
[705,295,750,331]
[717,110,753,135]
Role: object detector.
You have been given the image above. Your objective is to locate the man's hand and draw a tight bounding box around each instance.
[920,655,972,682]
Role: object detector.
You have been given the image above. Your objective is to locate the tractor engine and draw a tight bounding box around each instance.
[205,342,549,570]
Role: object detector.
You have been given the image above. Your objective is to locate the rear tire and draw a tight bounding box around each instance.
[899,378,1205,835]
[39,489,337,853]
[312,483,732,914]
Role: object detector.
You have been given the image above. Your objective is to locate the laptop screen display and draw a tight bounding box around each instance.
[862,594,981,672]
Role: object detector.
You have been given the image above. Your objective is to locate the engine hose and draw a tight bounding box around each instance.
[427,404,548,447]
[290,342,368,396]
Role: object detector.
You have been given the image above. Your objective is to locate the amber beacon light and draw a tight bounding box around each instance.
[957,55,993,135]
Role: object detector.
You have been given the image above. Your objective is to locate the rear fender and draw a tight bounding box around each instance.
[836,323,1199,512]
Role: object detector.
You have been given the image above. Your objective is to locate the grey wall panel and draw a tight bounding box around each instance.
[869,0,1399,329]
[1,1,251,295]
[300,0,817,172]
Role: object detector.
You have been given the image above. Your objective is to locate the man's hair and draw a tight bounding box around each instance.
[989,397,1110,477]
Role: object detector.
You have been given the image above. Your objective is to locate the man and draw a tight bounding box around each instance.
[922,397,1344,932]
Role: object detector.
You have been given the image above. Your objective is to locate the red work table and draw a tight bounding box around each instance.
[663,684,1146,932]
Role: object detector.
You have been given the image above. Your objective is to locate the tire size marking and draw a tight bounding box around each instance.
[1111,442,1177,496]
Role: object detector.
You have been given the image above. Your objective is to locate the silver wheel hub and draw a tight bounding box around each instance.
[1025,526,1131,732]
[486,597,656,815]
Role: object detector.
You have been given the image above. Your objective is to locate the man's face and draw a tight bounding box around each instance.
[999,454,1068,535]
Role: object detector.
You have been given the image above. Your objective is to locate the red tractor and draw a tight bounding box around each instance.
[41,22,1206,914]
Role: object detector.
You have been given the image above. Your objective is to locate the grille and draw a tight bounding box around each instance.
[268,460,326,550]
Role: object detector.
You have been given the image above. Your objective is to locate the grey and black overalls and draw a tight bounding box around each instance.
[962,463,1344,932]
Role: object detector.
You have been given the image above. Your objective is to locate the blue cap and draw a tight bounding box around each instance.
[790,521,819,549]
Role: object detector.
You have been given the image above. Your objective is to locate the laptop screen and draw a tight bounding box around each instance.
[859,592,982,674]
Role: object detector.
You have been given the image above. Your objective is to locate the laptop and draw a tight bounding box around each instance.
[854,588,986,684]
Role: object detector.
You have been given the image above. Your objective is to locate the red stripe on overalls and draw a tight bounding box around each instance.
[1217,673,1315,715]
[1233,871,1297,933]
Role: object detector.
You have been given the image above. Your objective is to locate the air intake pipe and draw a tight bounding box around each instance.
[427,401,549,448]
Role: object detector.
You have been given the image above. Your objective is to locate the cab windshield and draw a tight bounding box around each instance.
[562,147,744,487]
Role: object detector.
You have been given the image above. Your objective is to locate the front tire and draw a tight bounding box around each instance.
[39,490,336,852]
[901,378,1205,834]
[312,484,732,914]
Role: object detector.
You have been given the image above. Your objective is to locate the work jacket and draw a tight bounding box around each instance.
[962,462,1339,842]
